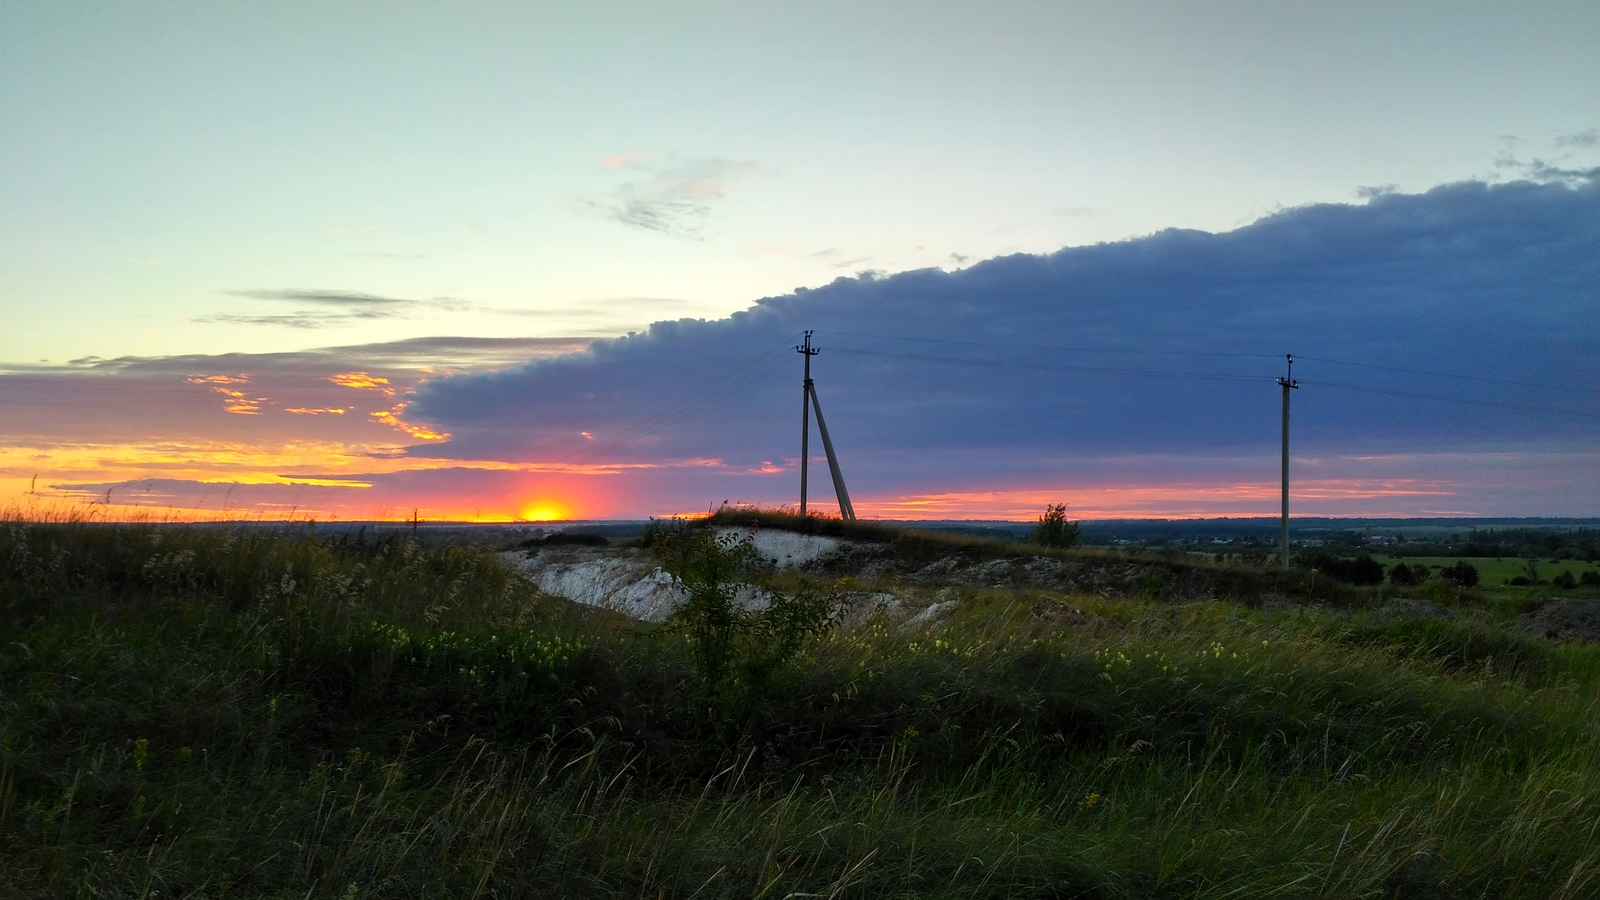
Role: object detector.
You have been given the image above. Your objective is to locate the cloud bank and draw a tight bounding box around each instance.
[411,176,1600,515]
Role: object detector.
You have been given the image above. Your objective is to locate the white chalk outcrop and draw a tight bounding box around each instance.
[714,527,844,568]
[509,551,687,622]
[502,528,948,626]
[501,542,784,623]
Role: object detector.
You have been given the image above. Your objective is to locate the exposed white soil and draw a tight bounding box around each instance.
[499,546,779,623]
[714,527,844,568]
[503,549,686,622]
[498,529,943,625]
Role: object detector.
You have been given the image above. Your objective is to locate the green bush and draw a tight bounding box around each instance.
[1389,561,1424,585]
[1442,560,1481,588]
[1306,552,1386,585]
[653,525,835,733]
[1030,503,1081,548]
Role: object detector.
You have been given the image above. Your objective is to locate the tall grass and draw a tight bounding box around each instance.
[3,518,1599,897]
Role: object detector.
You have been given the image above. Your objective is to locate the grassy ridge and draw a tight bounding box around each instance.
[3,519,1599,898]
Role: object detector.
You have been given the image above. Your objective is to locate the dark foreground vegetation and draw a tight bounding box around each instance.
[4,516,1600,898]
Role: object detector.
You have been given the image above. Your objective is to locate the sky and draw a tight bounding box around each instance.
[2,1,1597,521]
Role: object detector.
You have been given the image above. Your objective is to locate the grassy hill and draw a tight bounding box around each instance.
[3,516,1599,898]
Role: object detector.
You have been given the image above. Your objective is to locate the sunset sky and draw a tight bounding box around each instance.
[3,2,1597,521]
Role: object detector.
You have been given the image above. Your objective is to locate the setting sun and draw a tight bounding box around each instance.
[519,500,574,522]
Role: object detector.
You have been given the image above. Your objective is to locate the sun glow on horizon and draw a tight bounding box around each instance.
[519,499,575,522]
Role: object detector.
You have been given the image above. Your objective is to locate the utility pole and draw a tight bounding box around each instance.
[798,331,817,516]
[1278,354,1299,568]
[796,331,856,520]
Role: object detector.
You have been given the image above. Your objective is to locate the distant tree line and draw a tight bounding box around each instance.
[1383,527,1599,563]
[1299,553,1487,588]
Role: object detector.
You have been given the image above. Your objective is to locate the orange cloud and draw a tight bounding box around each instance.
[328,372,395,394]
[186,374,268,414]
[369,403,448,441]
[215,389,264,415]
[284,407,347,415]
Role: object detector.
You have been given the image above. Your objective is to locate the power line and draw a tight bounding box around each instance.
[816,328,1281,359]
[830,345,1597,418]
[820,328,1598,397]
[827,346,1272,382]
[1295,355,1600,396]
[1297,379,1600,420]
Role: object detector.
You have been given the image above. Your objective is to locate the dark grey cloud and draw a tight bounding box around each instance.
[1493,151,1600,187]
[202,290,475,327]
[224,289,414,306]
[412,177,1600,500]
[0,337,596,447]
[4,336,591,378]
[1554,129,1599,150]
[585,153,759,239]
[194,311,394,328]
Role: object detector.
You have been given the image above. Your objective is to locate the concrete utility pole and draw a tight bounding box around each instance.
[798,331,817,516]
[796,331,856,520]
[1278,354,1300,568]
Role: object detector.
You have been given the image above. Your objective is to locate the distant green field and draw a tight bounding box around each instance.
[1374,555,1600,586]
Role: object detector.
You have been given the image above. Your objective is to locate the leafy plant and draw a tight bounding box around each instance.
[1306,552,1386,585]
[653,525,835,732]
[1389,561,1424,585]
[1030,503,1081,548]
[1442,560,1481,588]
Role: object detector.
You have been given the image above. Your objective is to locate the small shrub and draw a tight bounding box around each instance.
[1581,570,1600,587]
[1552,570,1577,589]
[1389,561,1423,585]
[1442,561,1481,588]
[654,526,835,733]
[1030,503,1081,549]
[1307,553,1385,585]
